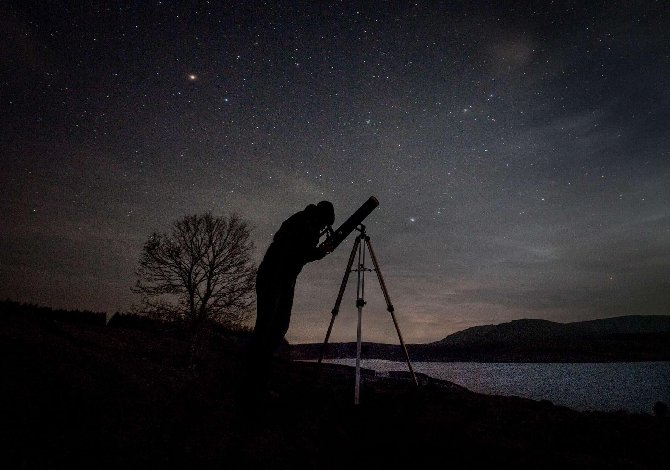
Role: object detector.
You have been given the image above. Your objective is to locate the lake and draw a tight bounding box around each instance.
[321,359,670,414]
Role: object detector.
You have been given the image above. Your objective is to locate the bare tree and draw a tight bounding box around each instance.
[134,212,256,330]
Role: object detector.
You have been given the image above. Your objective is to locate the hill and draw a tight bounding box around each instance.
[434,316,670,346]
[292,315,670,362]
[2,302,669,468]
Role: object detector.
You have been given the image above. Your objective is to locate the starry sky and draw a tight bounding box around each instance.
[2,1,669,344]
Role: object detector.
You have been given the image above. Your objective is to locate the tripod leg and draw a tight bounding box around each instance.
[318,315,337,365]
[318,236,360,364]
[355,303,363,404]
[355,236,366,405]
[365,238,419,387]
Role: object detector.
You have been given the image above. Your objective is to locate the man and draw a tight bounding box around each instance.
[246,200,335,398]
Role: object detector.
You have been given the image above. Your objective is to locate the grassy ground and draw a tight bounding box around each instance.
[2,309,669,469]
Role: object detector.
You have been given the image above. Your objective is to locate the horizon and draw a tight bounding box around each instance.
[4,298,669,346]
[294,312,670,345]
[1,2,668,344]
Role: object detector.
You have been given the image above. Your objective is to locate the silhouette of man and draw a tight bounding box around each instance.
[245,200,335,399]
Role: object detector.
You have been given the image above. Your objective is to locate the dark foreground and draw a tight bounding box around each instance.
[2,311,669,469]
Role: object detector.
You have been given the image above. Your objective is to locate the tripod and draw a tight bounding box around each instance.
[318,224,418,404]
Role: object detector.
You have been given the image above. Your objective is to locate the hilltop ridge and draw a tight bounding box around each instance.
[433,315,670,345]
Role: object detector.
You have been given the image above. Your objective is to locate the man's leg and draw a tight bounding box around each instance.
[270,278,296,352]
[241,273,296,403]
[243,273,280,400]
[249,278,295,394]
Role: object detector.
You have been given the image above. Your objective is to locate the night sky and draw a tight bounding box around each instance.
[2,1,669,344]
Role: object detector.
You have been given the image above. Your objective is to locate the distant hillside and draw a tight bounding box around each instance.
[292,315,670,362]
[432,316,670,346]
[0,299,108,325]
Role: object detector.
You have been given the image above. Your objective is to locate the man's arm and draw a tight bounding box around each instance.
[273,211,325,263]
[304,244,327,263]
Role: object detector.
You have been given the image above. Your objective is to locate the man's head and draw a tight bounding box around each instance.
[316,200,335,228]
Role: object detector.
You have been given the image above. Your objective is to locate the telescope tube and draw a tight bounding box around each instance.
[319,196,379,252]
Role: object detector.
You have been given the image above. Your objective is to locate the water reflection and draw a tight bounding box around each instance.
[321,359,670,413]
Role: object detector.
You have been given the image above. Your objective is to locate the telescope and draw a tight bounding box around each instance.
[319,196,379,254]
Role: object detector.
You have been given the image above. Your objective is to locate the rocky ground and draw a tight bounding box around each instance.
[2,309,669,469]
